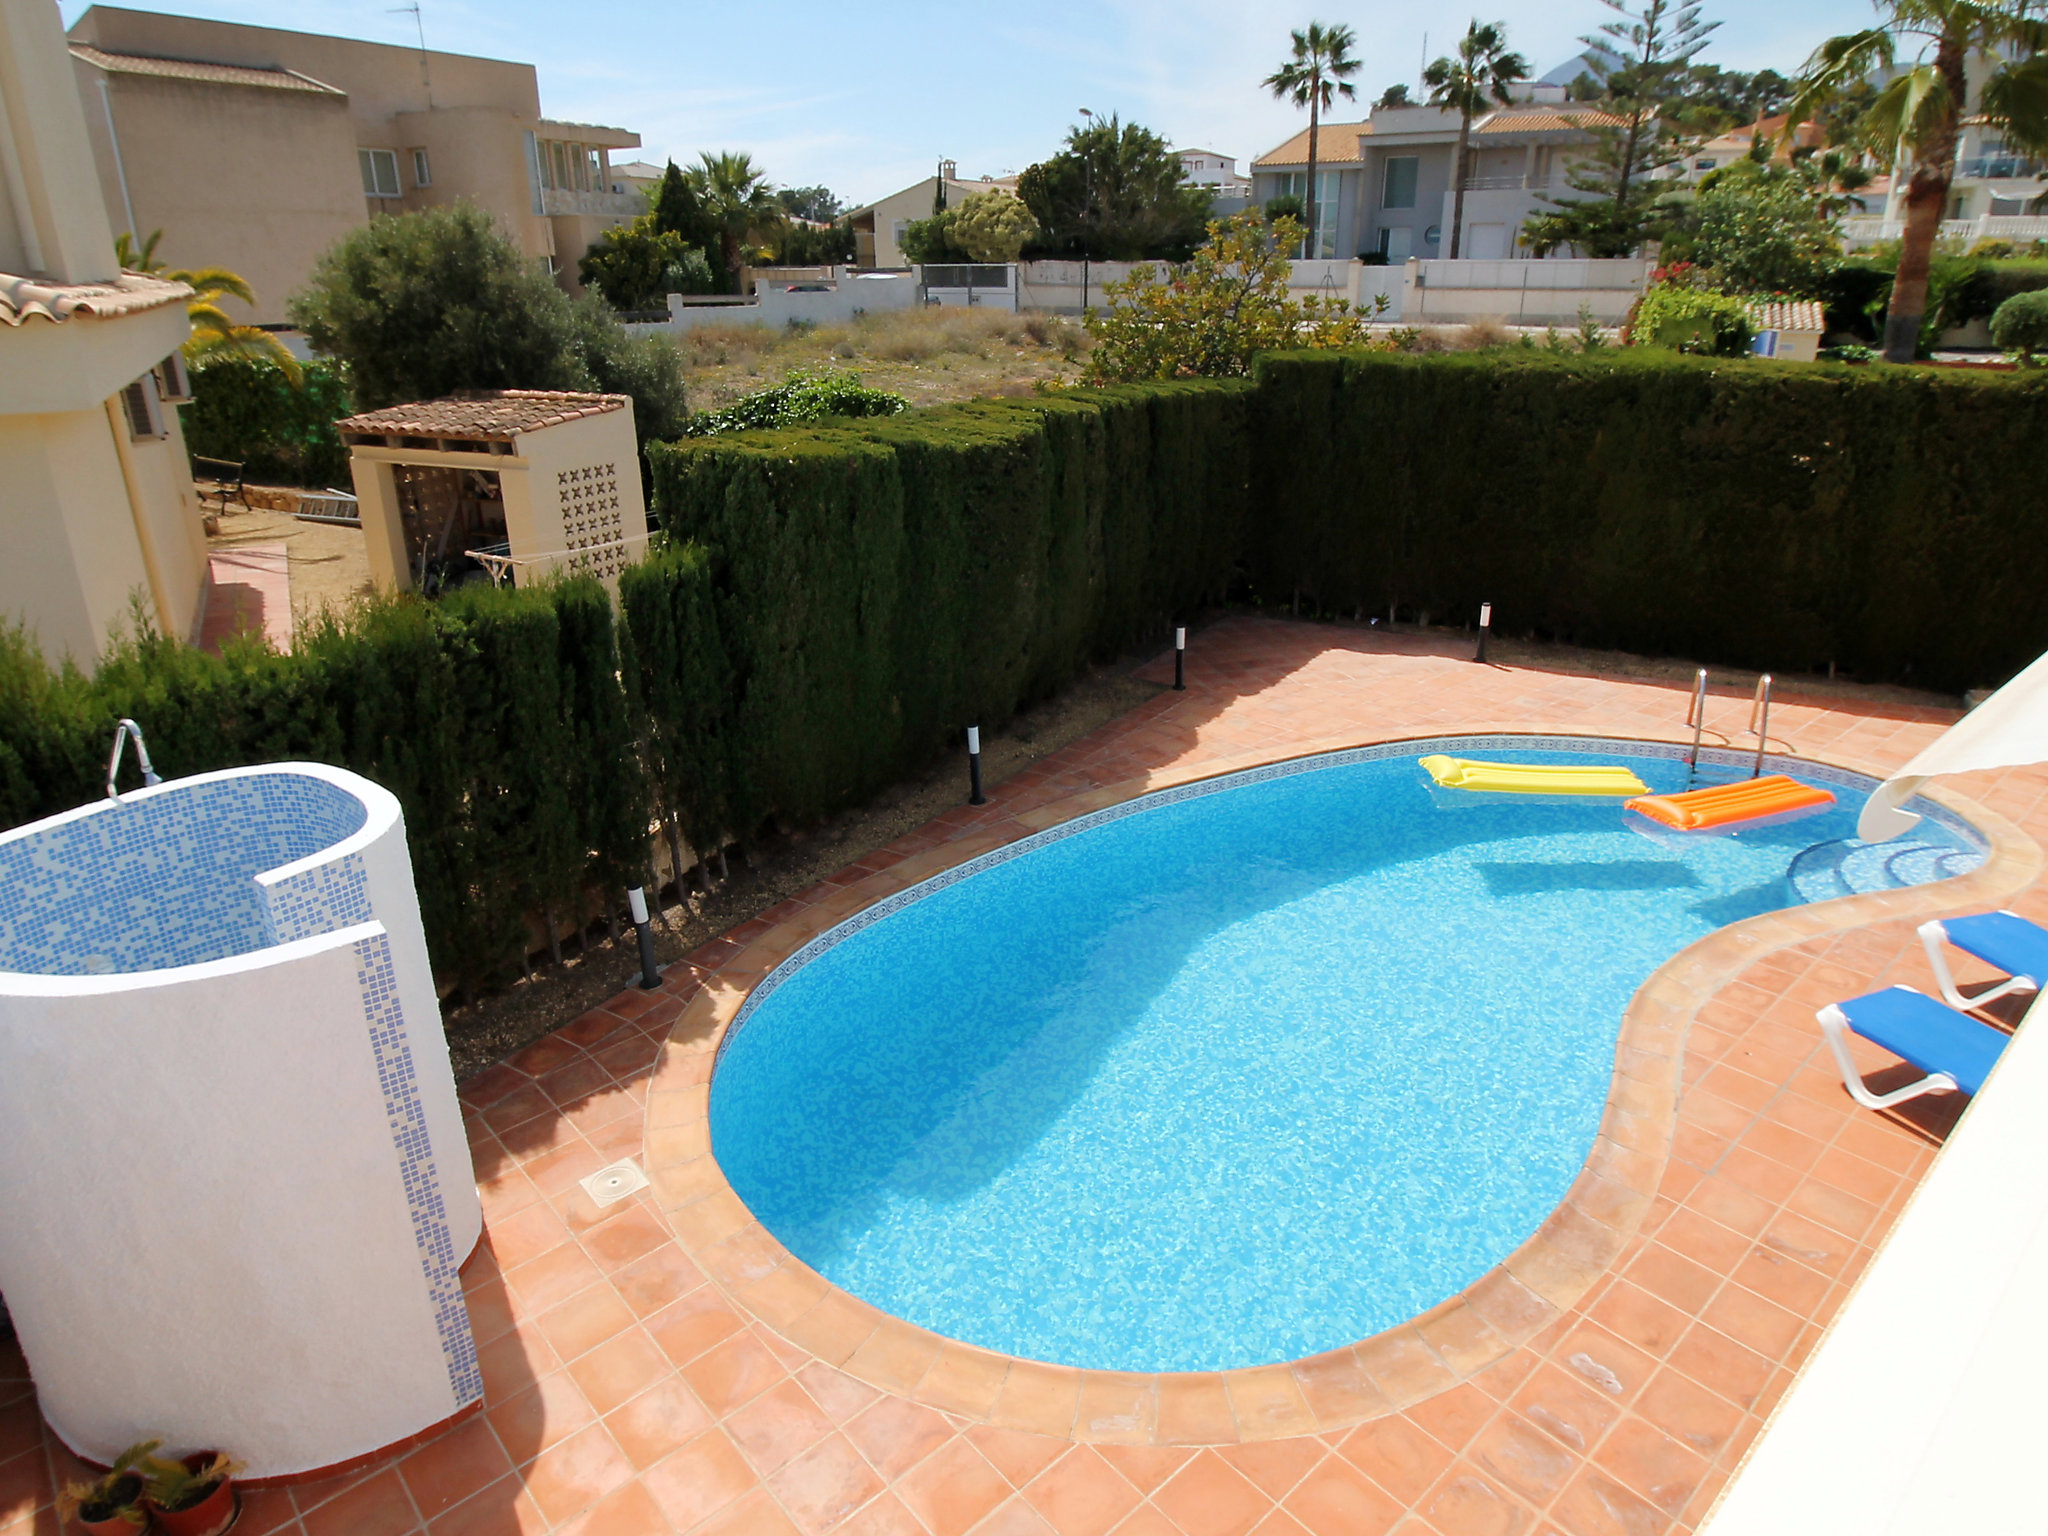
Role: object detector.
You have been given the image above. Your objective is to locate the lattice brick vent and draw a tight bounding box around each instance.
[558,462,628,579]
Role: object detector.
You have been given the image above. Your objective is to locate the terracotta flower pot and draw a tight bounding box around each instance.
[72,1472,148,1534]
[145,1455,237,1536]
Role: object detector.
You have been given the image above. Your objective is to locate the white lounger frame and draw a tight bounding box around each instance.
[1818,992,1963,1110]
[1918,915,2040,1017]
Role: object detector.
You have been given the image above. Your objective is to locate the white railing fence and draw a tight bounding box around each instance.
[1841,214,2048,249]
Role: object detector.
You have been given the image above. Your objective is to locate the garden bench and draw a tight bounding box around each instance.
[192,456,249,514]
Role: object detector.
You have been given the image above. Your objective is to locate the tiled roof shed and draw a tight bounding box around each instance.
[335,391,629,445]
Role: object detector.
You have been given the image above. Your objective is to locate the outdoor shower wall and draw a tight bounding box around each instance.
[0,763,482,1477]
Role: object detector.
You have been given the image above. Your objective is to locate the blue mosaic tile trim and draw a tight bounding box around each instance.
[0,771,368,976]
[354,931,481,1407]
[264,851,373,945]
[717,733,1986,1061]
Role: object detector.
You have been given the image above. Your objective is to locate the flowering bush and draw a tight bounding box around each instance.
[1084,211,1389,382]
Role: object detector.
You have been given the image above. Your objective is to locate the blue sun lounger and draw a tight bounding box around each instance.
[1817,986,2012,1110]
[1917,910,2048,1016]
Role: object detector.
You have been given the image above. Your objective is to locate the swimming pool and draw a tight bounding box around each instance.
[709,737,1982,1373]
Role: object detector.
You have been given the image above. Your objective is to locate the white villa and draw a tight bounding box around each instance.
[1250,84,1627,263]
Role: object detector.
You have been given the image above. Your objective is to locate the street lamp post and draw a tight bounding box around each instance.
[1077,106,1094,313]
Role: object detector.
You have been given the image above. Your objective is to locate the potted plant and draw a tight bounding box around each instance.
[139,1449,243,1536]
[57,1440,157,1533]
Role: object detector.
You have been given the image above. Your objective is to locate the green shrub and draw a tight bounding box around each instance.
[292,206,687,472]
[683,368,907,436]
[181,358,352,487]
[1628,286,1756,356]
[1991,289,2048,359]
[1247,349,2048,691]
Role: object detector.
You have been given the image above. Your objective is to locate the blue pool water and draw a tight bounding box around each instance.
[710,739,1982,1372]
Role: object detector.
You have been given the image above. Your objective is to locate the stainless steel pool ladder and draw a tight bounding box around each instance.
[1684,671,1774,781]
[1748,674,1773,778]
[1685,669,1708,783]
[106,718,162,802]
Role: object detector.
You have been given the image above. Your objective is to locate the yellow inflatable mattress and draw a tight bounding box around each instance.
[1419,754,1650,796]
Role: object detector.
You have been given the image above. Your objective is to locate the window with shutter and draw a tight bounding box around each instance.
[155,353,193,405]
[121,378,163,440]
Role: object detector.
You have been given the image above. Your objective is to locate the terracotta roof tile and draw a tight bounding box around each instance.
[1747,299,1826,333]
[68,43,344,94]
[1476,105,1630,134]
[0,271,192,327]
[335,390,629,442]
[1252,122,1372,169]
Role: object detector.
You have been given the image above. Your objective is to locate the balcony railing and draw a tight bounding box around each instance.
[1460,174,1568,192]
[1842,213,2048,247]
[539,187,643,219]
[1958,155,2046,181]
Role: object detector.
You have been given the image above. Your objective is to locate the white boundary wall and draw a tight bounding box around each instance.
[1401,257,1654,326]
[627,272,922,338]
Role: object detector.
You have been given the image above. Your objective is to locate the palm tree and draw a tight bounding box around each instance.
[687,152,785,290]
[116,229,302,383]
[1424,21,1530,259]
[1264,23,1363,259]
[1791,2,2048,362]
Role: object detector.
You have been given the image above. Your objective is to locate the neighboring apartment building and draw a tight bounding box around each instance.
[1,0,208,669]
[1886,118,2045,224]
[1178,150,1251,198]
[1683,115,1824,181]
[607,160,668,201]
[846,161,1020,268]
[1253,87,1623,263]
[66,7,642,324]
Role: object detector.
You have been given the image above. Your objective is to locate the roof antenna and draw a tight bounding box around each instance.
[1419,31,1428,94]
[389,0,432,106]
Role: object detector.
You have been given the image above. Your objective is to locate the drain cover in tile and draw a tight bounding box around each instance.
[579,1159,649,1208]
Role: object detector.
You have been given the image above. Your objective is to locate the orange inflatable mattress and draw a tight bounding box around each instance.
[1626,774,1836,831]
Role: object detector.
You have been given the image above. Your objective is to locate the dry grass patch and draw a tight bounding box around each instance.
[677,305,1090,414]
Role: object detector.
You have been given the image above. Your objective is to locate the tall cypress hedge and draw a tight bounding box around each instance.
[6,354,2044,1004]
[643,381,1250,834]
[1248,350,2048,691]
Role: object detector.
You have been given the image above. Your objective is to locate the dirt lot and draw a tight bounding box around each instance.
[677,305,1090,415]
[205,500,373,632]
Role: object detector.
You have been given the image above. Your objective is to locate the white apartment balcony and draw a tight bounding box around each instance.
[539,186,643,219]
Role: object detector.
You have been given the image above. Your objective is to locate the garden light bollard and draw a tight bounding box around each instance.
[628,886,661,989]
[1174,627,1186,691]
[967,727,987,807]
[1475,603,1492,664]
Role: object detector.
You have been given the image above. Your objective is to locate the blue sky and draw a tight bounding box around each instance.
[65,0,1884,207]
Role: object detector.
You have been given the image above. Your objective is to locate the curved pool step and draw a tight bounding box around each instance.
[1789,838,1984,904]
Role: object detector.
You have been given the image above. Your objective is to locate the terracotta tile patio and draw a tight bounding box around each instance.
[12,614,2048,1536]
